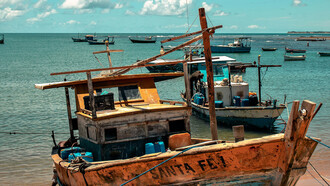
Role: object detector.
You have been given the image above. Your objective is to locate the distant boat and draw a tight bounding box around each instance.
[285,47,306,53]
[318,52,330,56]
[284,55,306,61]
[296,37,326,41]
[211,37,251,53]
[0,34,4,44]
[72,34,96,42]
[129,36,156,43]
[88,36,114,45]
[262,48,277,51]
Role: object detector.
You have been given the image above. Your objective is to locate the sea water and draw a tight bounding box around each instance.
[0,33,329,185]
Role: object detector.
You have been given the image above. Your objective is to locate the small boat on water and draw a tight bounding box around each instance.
[211,37,251,53]
[262,47,277,51]
[284,55,306,61]
[72,34,96,42]
[129,36,156,43]
[0,34,4,44]
[88,36,114,45]
[318,52,330,56]
[285,47,306,53]
[34,8,320,186]
[296,37,326,41]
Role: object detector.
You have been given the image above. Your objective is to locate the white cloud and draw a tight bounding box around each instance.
[139,0,192,16]
[34,0,47,9]
[0,0,23,8]
[213,10,228,16]
[202,2,212,12]
[114,3,123,9]
[0,7,25,21]
[163,23,198,29]
[27,9,57,23]
[90,21,97,25]
[230,25,238,29]
[247,25,265,29]
[125,10,135,15]
[293,0,302,6]
[67,20,80,24]
[60,0,115,9]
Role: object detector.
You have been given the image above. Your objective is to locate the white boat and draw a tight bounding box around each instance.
[284,55,306,61]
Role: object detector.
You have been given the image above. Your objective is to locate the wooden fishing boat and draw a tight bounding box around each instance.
[211,37,251,53]
[88,36,114,45]
[0,34,4,44]
[284,55,306,61]
[318,52,330,56]
[72,34,96,42]
[129,36,156,43]
[262,47,277,51]
[34,8,320,186]
[285,47,306,53]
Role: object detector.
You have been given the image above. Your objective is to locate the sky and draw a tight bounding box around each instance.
[0,0,329,33]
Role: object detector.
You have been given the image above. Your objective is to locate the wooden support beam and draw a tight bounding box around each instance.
[105,41,113,72]
[65,87,75,142]
[161,25,222,44]
[92,50,123,54]
[199,8,218,140]
[232,125,244,142]
[86,72,97,119]
[183,62,191,107]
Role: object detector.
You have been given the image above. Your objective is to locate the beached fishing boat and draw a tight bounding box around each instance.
[211,37,251,53]
[262,47,277,51]
[285,47,306,53]
[129,36,156,43]
[34,8,320,186]
[88,36,114,45]
[284,55,306,61]
[72,34,96,42]
[318,52,330,56]
[0,34,4,44]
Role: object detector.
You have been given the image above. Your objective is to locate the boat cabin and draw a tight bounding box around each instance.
[35,73,191,161]
[228,37,251,48]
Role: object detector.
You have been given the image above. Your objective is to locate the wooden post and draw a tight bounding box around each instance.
[232,125,244,142]
[199,8,218,140]
[183,62,191,107]
[257,55,262,106]
[105,41,113,72]
[65,87,75,141]
[228,65,233,105]
[86,72,97,119]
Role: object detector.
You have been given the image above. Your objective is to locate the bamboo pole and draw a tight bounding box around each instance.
[105,41,113,72]
[199,8,218,140]
[86,72,97,119]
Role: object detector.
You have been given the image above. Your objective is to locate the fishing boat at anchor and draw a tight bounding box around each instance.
[285,47,306,53]
[88,36,114,45]
[129,36,157,43]
[318,52,330,56]
[0,34,4,44]
[284,55,306,61]
[34,8,320,186]
[262,47,277,51]
[72,34,96,42]
[211,37,251,53]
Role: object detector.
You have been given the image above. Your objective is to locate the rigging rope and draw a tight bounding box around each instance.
[306,135,330,149]
[120,146,200,186]
[307,169,325,186]
[309,162,330,186]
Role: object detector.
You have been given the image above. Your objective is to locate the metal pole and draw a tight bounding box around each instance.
[258,55,262,106]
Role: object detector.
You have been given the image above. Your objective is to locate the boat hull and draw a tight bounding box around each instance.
[318,52,330,56]
[72,37,87,42]
[262,48,277,51]
[130,38,156,43]
[211,45,251,53]
[190,103,285,130]
[52,133,317,186]
[88,41,115,45]
[284,55,306,61]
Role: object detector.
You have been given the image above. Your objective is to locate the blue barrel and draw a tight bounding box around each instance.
[196,96,205,105]
[233,96,241,106]
[60,147,81,159]
[68,152,82,161]
[154,141,166,153]
[215,101,224,108]
[83,152,93,162]
[241,99,249,106]
[145,143,155,154]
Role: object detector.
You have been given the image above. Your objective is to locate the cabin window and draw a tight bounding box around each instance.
[169,120,186,133]
[118,85,141,101]
[214,65,224,77]
[105,128,117,141]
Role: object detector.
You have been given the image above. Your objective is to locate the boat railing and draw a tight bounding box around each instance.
[159,100,187,106]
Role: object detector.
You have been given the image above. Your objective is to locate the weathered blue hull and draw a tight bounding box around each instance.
[211,45,251,53]
[191,103,285,130]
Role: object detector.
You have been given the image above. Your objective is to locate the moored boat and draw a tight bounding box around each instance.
[296,37,326,41]
[284,55,306,61]
[285,47,306,53]
[318,52,330,56]
[129,36,156,43]
[262,47,277,51]
[0,34,4,44]
[211,37,251,53]
[72,34,96,42]
[88,36,114,45]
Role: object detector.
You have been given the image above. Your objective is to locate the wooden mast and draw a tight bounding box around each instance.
[199,8,218,140]
[258,55,262,106]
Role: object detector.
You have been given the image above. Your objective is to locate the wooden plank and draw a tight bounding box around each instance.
[161,25,222,44]
[183,62,191,107]
[92,50,124,54]
[65,87,75,141]
[199,8,218,140]
[298,100,316,138]
[86,72,97,119]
